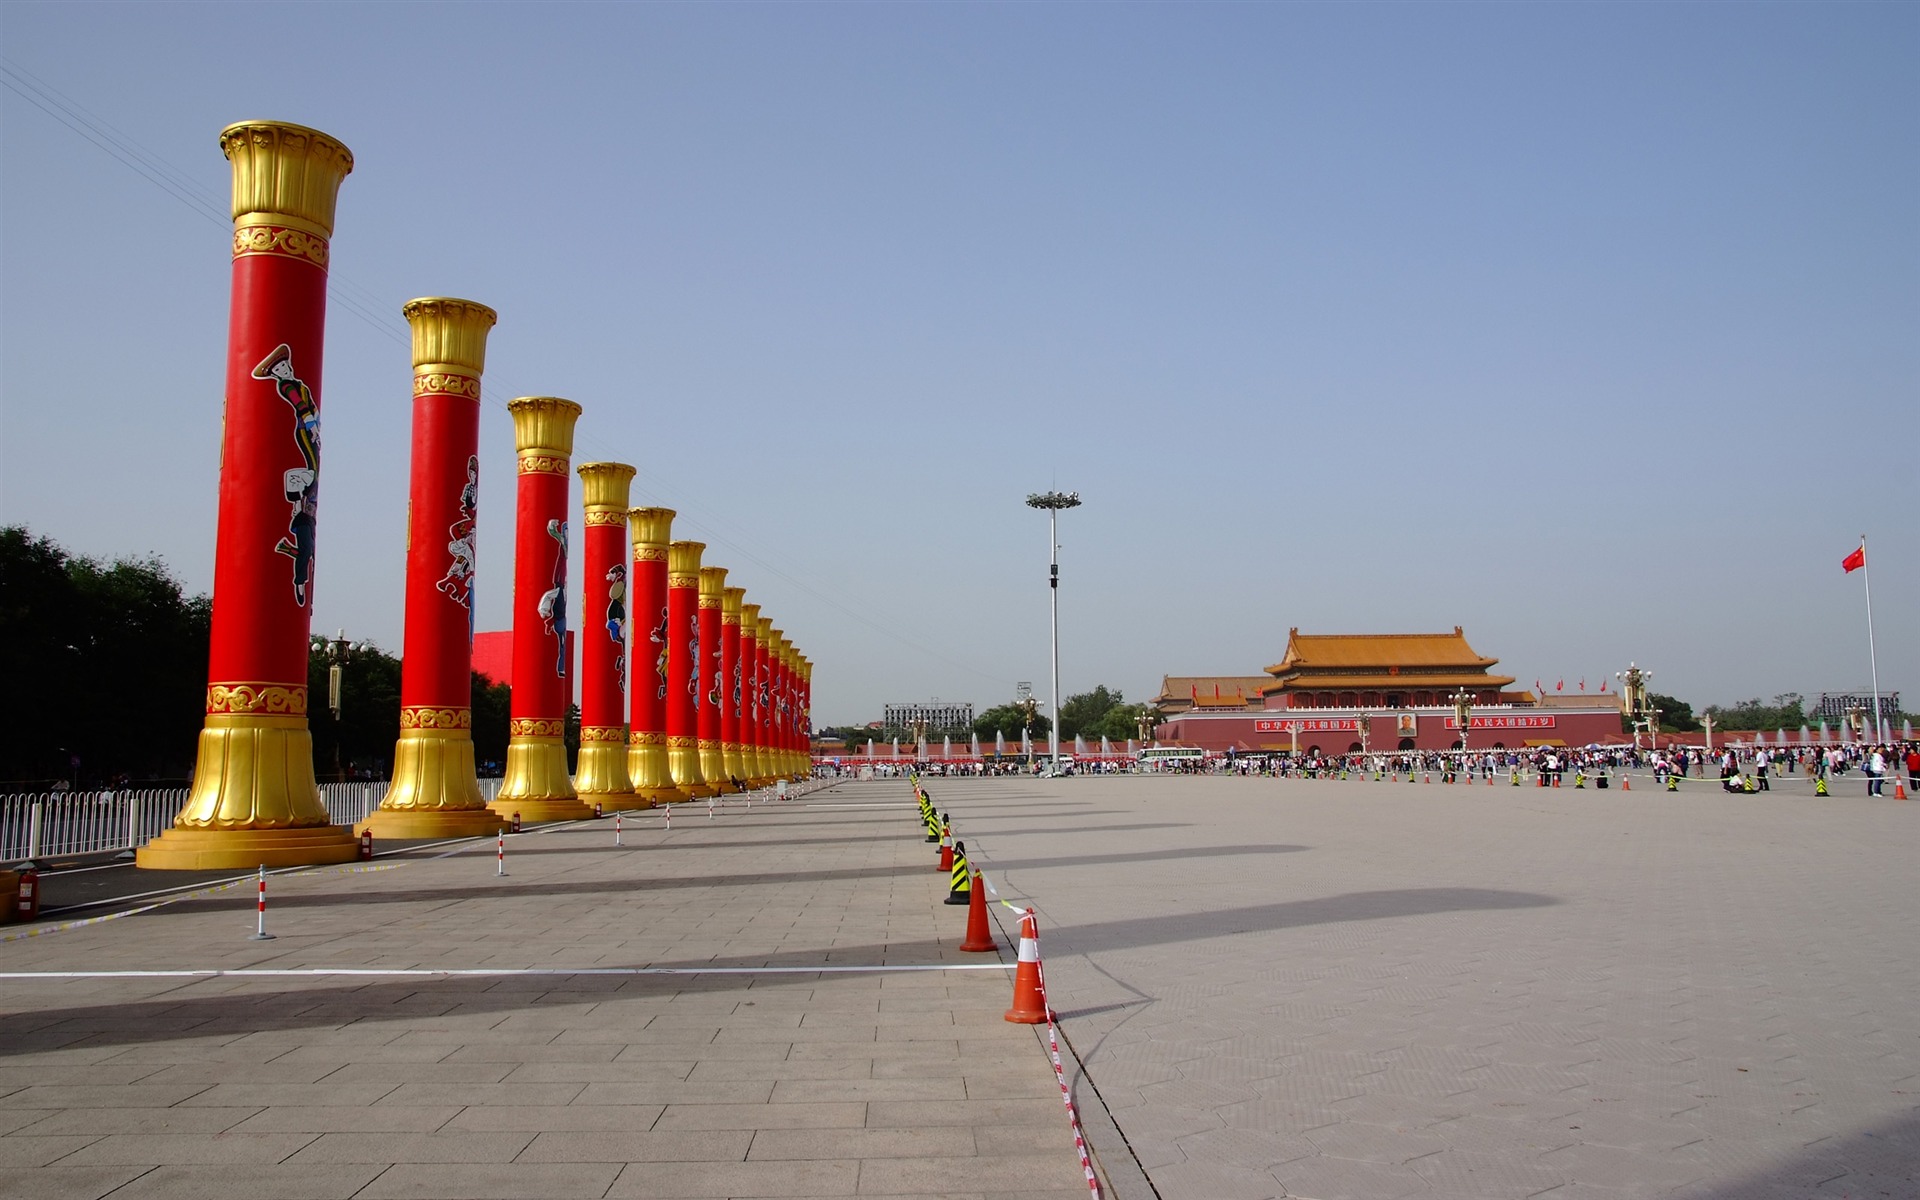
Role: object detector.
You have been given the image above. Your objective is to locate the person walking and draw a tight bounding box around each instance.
[1867,746,1887,797]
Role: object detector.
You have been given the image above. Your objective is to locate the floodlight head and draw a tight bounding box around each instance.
[1025,490,1082,511]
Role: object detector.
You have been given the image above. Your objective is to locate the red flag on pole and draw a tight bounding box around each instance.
[1842,545,1866,574]
[1556,678,1564,692]
[1579,678,1586,692]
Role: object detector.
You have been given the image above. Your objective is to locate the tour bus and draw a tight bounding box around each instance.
[1137,745,1206,768]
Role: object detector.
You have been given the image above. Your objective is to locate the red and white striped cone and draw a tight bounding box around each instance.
[1004,907,1051,1023]
[248,864,274,941]
[937,815,953,873]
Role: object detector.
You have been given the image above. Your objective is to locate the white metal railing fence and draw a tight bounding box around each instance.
[7,777,555,862]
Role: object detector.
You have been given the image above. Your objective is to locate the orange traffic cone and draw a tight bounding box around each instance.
[958,869,996,953]
[1897,782,1909,800]
[1621,777,1630,791]
[937,815,953,873]
[1004,908,1051,1024]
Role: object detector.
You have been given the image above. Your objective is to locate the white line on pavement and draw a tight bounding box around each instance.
[0,964,1013,980]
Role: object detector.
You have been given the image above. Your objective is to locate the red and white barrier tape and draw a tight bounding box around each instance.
[1031,923,1101,1199]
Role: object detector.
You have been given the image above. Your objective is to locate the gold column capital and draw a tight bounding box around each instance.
[755,614,774,643]
[668,540,705,587]
[220,121,354,236]
[578,462,637,512]
[721,586,745,625]
[740,601,762,629]
[629,506,674,547]
[508,396,582,456]
[698,565,728,606]
[403,298,497,375]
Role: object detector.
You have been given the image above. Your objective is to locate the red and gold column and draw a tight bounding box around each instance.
[576,462,639,811]
[360,299,504,840]
[739,604,765,785]
[696,566,735,793]
[665,540,713,798]
[490,397,593,823]
[627,507,679,805]
[754,615,778,784]
[721,587,747,786]
[797,654,813,775]
[775,635,796,778]
[141,122,358,869]
[768,629,790,779]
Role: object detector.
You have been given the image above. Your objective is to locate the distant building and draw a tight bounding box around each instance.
[883,700,974,732]
[1814,691,1900,723]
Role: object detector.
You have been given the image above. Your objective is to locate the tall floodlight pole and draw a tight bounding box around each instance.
[1026,491,1081,771]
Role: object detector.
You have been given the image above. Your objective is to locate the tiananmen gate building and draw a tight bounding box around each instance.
[1150,628,1623,754]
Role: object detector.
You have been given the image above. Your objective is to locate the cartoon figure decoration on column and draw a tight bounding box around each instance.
[652,607,669,701]
[436,455,479,616]
[537,517,568,678]
[255,344,320,606]
[605,563,627,693]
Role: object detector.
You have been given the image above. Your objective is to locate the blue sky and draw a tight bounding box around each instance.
[2,1,1913,726]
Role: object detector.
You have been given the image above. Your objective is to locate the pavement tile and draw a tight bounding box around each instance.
[654,1101,867,1130]
[516,1128,753,1162]
[55,1132,320,1165]
[441,1104,666,1132]
[227,1106,464,1133]
[748,1125,974,1160]
[0,1134,101,1167]
[359,1162,622,1199]
[0,1164,152,1200]
[604,1157,859,1196]
[101,1163,384,1199]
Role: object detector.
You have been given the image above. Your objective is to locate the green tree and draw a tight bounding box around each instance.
[1058,685,1124,739]
[1647,692,1701,732]
[1704,693,1807,732]
[471,672,512,774]
[973,704,1051,740]
[1,527,211,784]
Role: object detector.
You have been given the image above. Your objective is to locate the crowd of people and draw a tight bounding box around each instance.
[813,742,1920,796]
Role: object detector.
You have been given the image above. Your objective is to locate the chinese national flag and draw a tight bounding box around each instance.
[1842,546,1866,574]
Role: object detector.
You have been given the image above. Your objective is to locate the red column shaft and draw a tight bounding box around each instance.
[580,517,625,732]
[666,579,698,743]
[721,612,741,765]
[399,384,480,713]
[207,243,330,693]
[698,601,722,758]
[511,468,570,724]
[632,552,667,736]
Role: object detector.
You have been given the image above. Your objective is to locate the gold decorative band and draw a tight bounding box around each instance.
[232,223,329,267]
[721,613,741,627]
[206,683,307,715]
[668,573,698,588]
[508,717,566,737]
[629,729,665,745]
[698,595,720,609]
[665,735,698,749]
[400,706,471,729]
[414,371,481,401]
[580,725,628,744]
[633,547,667,561]
[517,454,569,476]
[583,510,627,527]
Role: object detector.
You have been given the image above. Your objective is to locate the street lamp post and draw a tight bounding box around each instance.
[1616,662,1653,751]
[1451,688,1475,757]
[1025,490,1080,772]
[310,629,369,782]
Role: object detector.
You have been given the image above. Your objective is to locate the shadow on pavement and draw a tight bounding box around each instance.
[1672,1110,1919,1198]
[1047,887,1559,954]
[979,843,1309,872]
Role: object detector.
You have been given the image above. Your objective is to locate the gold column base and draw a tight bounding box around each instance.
[666,735,715,799]
[137,824,359,870]
[138,713,355,870]
[626,731,669,806]
[578,727,645,810]
[700,738,736,792]
[490,734,595,822]
[363,728,506,838]
[723,741,747,785]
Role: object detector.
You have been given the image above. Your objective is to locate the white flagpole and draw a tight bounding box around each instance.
[1860,535,1884,742]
